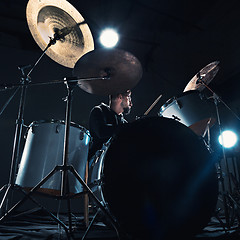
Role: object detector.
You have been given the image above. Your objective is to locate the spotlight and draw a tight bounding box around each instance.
[100,28,119,48]
[218,130,238,148]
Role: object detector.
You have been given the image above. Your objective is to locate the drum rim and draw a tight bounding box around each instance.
[159,90,202,114]
[28,119,91,138]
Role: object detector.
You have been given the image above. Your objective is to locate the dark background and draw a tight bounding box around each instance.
[0,0,240,194]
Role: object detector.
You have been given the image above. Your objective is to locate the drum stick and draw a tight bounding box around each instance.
[144,94,162,116]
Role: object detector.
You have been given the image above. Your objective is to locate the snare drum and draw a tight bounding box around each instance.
[159,90,215,136]
[15,120,91,195]
[88,138,112,202]
[88,117,218,240]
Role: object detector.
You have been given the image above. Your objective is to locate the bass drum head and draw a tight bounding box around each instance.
[102,117,218,240]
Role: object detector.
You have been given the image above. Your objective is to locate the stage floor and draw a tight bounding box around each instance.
[0,208,239,240]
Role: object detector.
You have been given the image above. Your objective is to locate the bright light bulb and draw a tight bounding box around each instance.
[218,130,238,148]
[100,29,119,48]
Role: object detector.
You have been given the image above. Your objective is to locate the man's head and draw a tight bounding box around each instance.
[109,90,132,115]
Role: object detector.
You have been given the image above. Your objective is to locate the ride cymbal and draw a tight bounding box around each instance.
[73,48,143,95]
[26,0,94,68]
[184,61,220,92]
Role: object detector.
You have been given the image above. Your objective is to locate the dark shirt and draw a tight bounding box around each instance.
[88,103,127,158]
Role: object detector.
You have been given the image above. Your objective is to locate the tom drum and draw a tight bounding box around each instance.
[159,90,215,136]
[15,120,91,195]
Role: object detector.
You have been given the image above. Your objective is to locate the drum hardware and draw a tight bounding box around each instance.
[0,74,106,216]
[0,65,31,214]
[81,208,102,240]
[172,115,181,121]
[190,65,240,230]
[83,137,120,239]
[0,48,141,238]
[73,46,143,234]
[210,92,238,230]
[56,123,61,134]
[87,179,103,190]
[73,48,143,96]
[201,118,213,153]
[0,1,142,238]
[176,99,182,109]
[159,90,216,137]
[0,50,142,240]
[90,150,104,167]
[0,79,123,239]
[0,77,122,237]
[26,0,94,68]
[0,1,124,239]
[183,61,220,92]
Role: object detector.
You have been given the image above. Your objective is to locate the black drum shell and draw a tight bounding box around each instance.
[102,117,218,240]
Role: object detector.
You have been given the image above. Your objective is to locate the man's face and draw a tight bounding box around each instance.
[121,93,132,115]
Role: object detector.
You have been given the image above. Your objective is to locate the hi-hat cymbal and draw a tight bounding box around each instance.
[183,61,220,92]
[26,0,94,68]
[73,48,143,95]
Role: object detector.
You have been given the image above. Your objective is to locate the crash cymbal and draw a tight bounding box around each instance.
[73,48,143,95]
[183,61,220,92]
[26,0,94,68]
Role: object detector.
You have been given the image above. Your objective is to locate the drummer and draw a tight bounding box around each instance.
[88,89,132,159]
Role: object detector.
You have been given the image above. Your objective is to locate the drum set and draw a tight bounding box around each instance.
[0,0,238,239]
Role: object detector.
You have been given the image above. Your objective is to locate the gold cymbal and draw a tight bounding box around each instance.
[184,61,220,92]
[26,0,94,68]
[73,48,143,95]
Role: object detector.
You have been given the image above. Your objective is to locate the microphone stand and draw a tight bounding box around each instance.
[197,77,240,229]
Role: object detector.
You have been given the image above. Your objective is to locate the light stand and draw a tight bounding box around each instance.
[197,76,240,230]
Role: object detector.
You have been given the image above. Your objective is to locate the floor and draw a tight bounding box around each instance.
[0,206,239,240]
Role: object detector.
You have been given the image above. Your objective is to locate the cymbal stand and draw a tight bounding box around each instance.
[0,78,123,239]
[197,77,240,229]
[0,28,123,236]
[0,32,63,214]
[201,118,213,153]
[0,66,30,214]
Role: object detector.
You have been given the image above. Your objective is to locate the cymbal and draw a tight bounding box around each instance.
[26,0,94,68]
[73,48,143,95]
[183,61,220,92]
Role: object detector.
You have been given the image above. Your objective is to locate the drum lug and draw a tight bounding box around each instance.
[94,179,102,186]
[31,125,36,134]
[79,131,84,140]
[175,99,182,109]
[172,115,181,122]
[199,92,205,100]
[91,150,104,167]
[55,124,61,133]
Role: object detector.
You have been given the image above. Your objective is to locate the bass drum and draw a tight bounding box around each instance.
[16,120,91,195]
[89,117,218,240]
